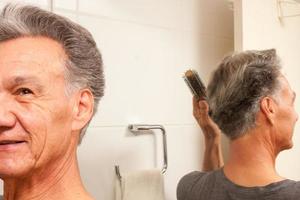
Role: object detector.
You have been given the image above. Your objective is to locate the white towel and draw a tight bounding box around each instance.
[115,169,165,200]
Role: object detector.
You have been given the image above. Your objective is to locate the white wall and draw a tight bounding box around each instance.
[0,0,234,199]
[234,0,300,180]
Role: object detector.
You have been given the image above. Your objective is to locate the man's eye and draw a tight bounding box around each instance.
[16,88,34,96]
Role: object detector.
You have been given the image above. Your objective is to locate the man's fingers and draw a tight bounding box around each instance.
[196,100,210,126]
[198,100,208,113]
[193,97,198,109]
[193,97,200,117]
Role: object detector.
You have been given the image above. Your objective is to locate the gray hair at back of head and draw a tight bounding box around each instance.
[0,4,105,141]
[207,49,282,140]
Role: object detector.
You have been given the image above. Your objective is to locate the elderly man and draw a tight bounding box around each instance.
[0,4,104,200]
[177,49,300,199]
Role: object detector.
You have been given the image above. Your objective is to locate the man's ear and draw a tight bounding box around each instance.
[260,97,276,125]
[71,89,94,131]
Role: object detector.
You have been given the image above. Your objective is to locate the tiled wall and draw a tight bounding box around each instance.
[0,0,234,199]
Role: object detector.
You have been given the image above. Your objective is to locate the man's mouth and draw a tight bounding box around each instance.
[0,140,25,145]
[0,140,26,151]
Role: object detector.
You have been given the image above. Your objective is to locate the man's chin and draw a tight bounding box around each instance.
[280,141,293,151]
[0,159,35,179]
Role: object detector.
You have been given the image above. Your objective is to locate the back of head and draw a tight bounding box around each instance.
[207,49,282,139]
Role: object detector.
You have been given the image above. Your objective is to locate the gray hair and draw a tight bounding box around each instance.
[0,4,104,141]
[207,49,282,139]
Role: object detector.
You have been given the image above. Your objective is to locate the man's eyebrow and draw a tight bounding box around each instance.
[13,76,39,84]
[8,76,44,90]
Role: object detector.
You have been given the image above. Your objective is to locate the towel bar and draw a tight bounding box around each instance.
[115,124,168,181]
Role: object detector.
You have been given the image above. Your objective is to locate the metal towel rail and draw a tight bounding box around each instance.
[115,124,168,181]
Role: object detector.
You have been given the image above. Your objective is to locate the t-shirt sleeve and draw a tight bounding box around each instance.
[177,171,205,200]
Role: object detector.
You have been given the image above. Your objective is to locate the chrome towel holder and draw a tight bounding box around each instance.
[115,124,168,181]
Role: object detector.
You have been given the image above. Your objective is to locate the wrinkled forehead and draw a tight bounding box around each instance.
[277,72,291,88]
[275,72,295,97]
[0,36,67,76]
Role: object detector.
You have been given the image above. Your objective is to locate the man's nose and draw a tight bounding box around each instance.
[0,95,16,128]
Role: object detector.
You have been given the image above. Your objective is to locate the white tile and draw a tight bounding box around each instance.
[182,0,214,33]
[0,0,49,10]
[181,32,234,82]
[77,15,196,126]
[213,38,234,63]
[54,0,76,10]
[182,0,233,38]
[23,0,48,6]
[78,0,182,29]
[182,32,215,83]
[54,9,78,22]
[8,0,48,6]
[78,125,209,200]
[214,9,234,39]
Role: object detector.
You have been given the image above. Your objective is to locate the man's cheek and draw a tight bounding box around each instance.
[14,110,48,156]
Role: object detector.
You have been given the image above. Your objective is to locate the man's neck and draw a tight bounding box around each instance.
[3,151,93,200]
[223,130,285,187]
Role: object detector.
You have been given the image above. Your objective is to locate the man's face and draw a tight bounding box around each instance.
[274,75,298,150]
[0,37,77,178]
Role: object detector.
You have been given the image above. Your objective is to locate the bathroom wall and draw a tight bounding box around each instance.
[234,0,300,180]
[0,0,234,199]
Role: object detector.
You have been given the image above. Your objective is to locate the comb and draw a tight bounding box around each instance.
[183,69,206,100]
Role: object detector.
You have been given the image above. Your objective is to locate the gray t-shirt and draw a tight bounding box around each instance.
[177,169,300,200]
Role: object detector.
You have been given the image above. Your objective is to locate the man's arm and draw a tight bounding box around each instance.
[193,98,224,171]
